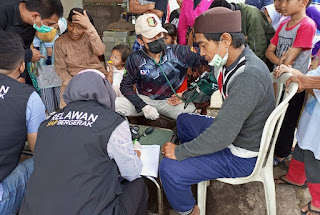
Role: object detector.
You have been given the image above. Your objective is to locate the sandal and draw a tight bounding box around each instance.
[301,202,320,215]
[273,157,289,169]
[275,175,308,189]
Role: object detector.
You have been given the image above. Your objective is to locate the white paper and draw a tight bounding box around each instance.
[140,145,161,177]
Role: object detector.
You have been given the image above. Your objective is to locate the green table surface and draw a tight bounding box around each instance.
[131,125,174,148]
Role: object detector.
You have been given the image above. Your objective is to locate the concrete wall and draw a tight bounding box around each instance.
[83,4,126,36]
[60,0,83,18]
[60,0,126,36]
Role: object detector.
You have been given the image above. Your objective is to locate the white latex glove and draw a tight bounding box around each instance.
[133,141,142,153]
[142,105,159,120]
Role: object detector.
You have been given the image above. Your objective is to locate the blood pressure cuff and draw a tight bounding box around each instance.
[183,71,219,107]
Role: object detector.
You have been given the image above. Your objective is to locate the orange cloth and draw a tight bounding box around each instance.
[176,76,187,93]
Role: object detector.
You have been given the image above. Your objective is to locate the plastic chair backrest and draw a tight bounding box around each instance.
[248,72,298,177]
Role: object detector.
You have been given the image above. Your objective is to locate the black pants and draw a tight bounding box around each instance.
[291,145,320,183]
[287,145,320,207]
[118,177,148,215]
[274,91,305,158]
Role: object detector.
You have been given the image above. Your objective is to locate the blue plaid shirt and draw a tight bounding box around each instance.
[132,36,143,51]
[120,44,207,112]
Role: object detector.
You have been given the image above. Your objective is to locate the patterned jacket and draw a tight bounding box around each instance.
[120,44,206,112]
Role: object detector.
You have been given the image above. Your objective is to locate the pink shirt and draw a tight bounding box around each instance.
[178,0,214,45]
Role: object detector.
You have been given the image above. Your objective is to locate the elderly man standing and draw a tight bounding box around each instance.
[159,7,275,215]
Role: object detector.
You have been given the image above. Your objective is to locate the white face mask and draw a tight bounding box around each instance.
[208,38,229,68]
[208,52,228,67]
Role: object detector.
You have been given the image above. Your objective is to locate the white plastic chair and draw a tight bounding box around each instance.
[197,72,299,215]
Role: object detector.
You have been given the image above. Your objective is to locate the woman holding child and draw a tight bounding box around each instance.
[54,8,111,108]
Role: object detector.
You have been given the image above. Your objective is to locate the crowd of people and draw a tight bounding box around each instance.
[1,0,320,214]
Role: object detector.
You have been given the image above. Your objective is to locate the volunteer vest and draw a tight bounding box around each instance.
[0,74,34,182]
[20,100,125,215]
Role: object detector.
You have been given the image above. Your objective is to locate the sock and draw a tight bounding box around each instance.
[178,208,193,215]
[46,56,52,65]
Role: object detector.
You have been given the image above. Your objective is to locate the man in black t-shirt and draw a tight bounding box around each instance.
[0,0,19,6]
[0,0,63,84]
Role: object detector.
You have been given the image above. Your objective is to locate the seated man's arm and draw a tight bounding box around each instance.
[150,0,167,19]
[107,121,143,182]
[120,55,147,112]
[175,73,270,161]
[129,0,155,14]
[146,9,164,18]
[26,92,46,151]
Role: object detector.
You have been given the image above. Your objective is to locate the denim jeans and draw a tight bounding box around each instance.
[0,158,33,215]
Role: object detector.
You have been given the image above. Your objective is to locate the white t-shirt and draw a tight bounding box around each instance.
[110,66,125,86]
[297,67,320,160]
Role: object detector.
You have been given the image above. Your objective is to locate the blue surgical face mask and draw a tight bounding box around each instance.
[33,20,53,33]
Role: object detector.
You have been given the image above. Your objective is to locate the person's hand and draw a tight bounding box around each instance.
[278,48,291,65]
[72,10,93,30]
[31,48,45,62]
[131,0,140,5]
[274,64,303,78]
[286,74,306,93]
[161,142,177,160]
[274,64,293,78]
[133,141,142,158]
[107,61,114,73]
[142,105,159,120]
[53,23,59,29]
[167,93,183,106]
